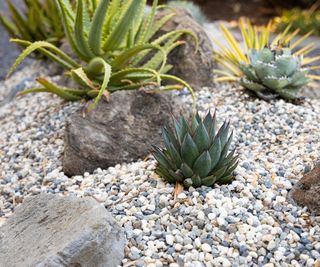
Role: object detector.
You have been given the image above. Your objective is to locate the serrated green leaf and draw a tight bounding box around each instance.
[88,0,109,55]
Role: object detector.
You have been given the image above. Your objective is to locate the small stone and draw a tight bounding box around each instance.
[166,235,175,246]
[201,243,212,253]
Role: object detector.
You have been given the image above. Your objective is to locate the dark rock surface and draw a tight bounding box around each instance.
[155,8,215,90]
[63,90,191,176]
[288,162,320,214]
[0,193,125,267]
[0,0,31,80]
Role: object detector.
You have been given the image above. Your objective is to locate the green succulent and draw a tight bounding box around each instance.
[153,111,238,188]
[0,0,65,46]
[240,47,310,100]
[275,7,320,37]
[7,0,196,111]
[167,0,208,25]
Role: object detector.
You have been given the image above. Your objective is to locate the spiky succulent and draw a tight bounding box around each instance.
[212,18,320,84]
[240,47,310,100]
[153,111,238,188]
[0,0,65,46]
[7,0,196,111]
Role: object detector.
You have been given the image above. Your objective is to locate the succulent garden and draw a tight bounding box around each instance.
[0,0,319,266]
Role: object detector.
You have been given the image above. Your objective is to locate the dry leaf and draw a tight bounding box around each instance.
[173,182,184,200]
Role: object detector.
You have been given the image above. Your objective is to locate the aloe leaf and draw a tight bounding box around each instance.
[110,68,160,85]
[12,39,78,69]
[19,78,83,101]
[71,67,97,89]
[88,0,109,55]
[0,12,18,36]
[145,12,175,42]
[74,0,94,59]
[56,0,83,58]
[136,0,158,44]
[103,0,142,51]
[7,40,79,77]
[87,58,112,112]
[8,1,35,40]
[160,74,196,104]
[108,82,158,92]
[111,44,165,70]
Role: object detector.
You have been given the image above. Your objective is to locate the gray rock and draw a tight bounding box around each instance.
[63,90,191,176]
[0,193,125,267]
[288,162,320,214]
[155,8,215,90]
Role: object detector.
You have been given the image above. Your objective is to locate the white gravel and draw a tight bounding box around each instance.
[1,65,320,267]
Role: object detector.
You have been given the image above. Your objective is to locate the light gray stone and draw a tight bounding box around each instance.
[0,193,125,267]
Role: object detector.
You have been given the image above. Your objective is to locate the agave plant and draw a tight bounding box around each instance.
[240,47,310,100]
[7,0,197,111]
[153,111,238,188]
[0,0,65,46]
[212,18,320,84]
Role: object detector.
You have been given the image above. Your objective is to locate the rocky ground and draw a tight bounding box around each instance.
[0,63,320,266]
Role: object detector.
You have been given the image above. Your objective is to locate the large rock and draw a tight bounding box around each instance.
[0,194,125,267]
[155,8,215,90]
[288,162,320,214]
[63,90,191,176]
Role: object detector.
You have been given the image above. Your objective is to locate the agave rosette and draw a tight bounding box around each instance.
[212,18,320,85]
[240,47,310,100]
[153,111,238,188]
[8,0,197,111]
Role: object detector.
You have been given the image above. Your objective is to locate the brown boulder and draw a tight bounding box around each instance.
[155,8,215,90]
[63,90,191,176]
[288,162,320,214]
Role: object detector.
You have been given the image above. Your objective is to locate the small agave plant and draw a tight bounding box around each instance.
[240,47,310,100]
[153,111,238,188]
[7,0,196,111]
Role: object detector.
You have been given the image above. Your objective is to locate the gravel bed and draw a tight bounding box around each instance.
[1,66,320,266]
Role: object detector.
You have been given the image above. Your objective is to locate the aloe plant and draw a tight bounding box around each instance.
[8,0,197,111]
[0,0,65,46]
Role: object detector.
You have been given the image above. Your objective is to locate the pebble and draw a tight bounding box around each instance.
[0,66,320,266]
